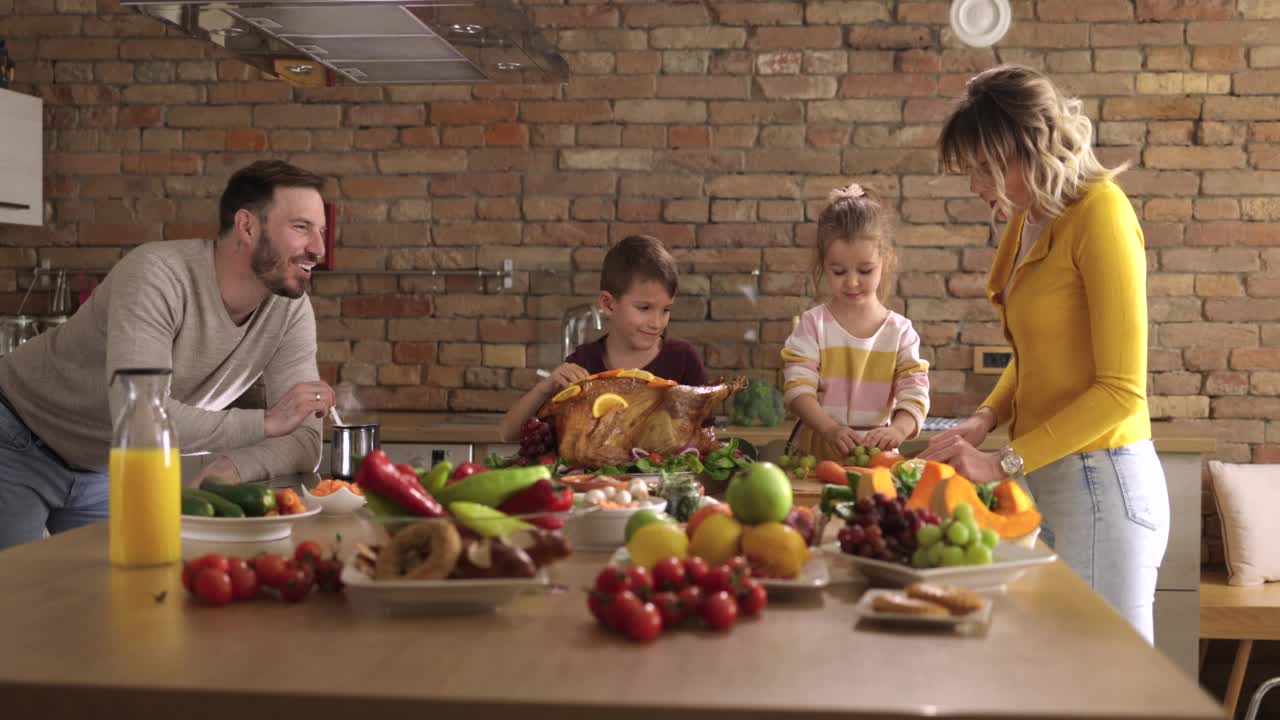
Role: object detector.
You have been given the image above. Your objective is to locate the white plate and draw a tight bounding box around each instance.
[821,541,1056,590]
[949,0,1011,48]
[340,562,548,614]
[300,484,367,515]
[608,547,830,593]
[854,588,992,627]
[181,506,321,543]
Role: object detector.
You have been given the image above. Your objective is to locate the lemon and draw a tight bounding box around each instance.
[689,512,744,567]
[618,368,656,382]
[591,392,629,418]
[740,522,808,579]
[627,522,689,568]
[551,385,582,403]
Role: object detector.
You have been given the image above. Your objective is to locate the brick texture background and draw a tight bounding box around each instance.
[1,1,1279,562]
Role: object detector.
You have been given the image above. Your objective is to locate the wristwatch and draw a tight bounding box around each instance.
[998,445,1025,479]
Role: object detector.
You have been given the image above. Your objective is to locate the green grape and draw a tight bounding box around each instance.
[868,447,881,456]
[940,545,966,567]
[778,454,793,468]
[965,543,993,565]
[946,521,971,547]
[979,528,1000,549]
[800,455,817,469]
[961,518,981,545]
[952,502,975,524]
[916,524,942,547]
[911,548,930,569]
[926,542,945,567]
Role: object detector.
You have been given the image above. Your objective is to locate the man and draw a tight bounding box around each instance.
[0,160,335,549]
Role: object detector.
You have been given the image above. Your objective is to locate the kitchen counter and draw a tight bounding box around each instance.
[0,505,1224,720]
[341,412,1217,455]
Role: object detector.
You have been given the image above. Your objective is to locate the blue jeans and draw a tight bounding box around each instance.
[0,398,109,550]
[1025,439,1170,644]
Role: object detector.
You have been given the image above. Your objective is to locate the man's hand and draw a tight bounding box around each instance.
[265,381,334,438]
[190,456,242,487]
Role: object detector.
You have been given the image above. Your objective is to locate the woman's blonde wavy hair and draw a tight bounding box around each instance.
[939,64,1125,221]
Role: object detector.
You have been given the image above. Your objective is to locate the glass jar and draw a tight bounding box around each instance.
[657,471,703,523]
[109,368,182,568]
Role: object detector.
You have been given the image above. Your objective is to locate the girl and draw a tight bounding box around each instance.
[919,65,1169,644]
[781,184,930,462]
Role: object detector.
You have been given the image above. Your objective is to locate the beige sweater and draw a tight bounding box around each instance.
[0,239,322,480]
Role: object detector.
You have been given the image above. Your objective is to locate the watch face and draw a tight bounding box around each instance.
[1001,452,1022,476]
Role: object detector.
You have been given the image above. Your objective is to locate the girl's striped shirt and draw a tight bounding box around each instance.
[781,305,930,434]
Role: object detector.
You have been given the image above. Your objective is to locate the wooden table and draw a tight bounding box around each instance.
[0,510,1224,720]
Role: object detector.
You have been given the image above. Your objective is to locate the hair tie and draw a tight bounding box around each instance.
[828,183,865,203]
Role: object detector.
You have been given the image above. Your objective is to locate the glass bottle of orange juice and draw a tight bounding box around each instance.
[109,368,181,568]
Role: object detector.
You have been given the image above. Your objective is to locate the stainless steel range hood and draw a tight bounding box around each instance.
[120,1,568,84]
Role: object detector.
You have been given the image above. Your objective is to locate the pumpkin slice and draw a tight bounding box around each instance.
[993,480,1035,515]
[905,461,956,511]
[855,467,896,501]
[551,385,582,403]
[591,392,629,418]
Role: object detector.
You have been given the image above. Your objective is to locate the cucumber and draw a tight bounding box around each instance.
[180,490,216,517]
[184,488,245,518]
[199,480,275,517]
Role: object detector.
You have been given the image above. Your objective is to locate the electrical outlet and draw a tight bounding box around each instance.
[974,345,1013,375]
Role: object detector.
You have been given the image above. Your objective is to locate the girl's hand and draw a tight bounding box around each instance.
[916,438,1004,484]
[821,425,860,457]
[924,411,992,452]
[862,425,905,451]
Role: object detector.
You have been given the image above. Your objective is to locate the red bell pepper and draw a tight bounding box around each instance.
[499,479,571,530]
[355,450,444,518]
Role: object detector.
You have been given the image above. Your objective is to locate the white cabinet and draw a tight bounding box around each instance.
[0,88,42,226]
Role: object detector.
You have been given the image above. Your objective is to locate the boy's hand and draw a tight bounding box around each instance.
[820,425,860,457]
[862,425,906,451]
[544,362,590,391]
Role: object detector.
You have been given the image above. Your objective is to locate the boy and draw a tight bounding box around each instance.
[499,235,707,442]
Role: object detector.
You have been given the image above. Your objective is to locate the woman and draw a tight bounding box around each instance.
[919,65,1169,643]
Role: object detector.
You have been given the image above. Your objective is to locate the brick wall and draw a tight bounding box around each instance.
[0,1,1278,486]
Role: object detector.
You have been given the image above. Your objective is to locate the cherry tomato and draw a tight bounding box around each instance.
[647,453,663,463]
[606,590,642,632]
[182,554,229,593]
[701,590,738,632]
[683,556,710,588]
[587,590,611,627]
[449,462,485,483]
[277,565,314,603]
[677,585,704,616]
[624,565,652,600]
[226,557,251,574]
[253,554,292,589]
[594,566,628,595]
[623,602,662,643]
[737,580,768,616]
[651,557,686,592]
[294,541,325,566]
[193,569,233,607]
[314,558,344,593]
[699,565,735,595]
[651,591,684,629]
[726,556,752,580]
[227,565,259,601]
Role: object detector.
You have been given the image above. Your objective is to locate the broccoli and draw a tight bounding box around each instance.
[731,379,786,427]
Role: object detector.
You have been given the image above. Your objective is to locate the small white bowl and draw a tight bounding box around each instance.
[565,498,667,550]
[300,483,367,515]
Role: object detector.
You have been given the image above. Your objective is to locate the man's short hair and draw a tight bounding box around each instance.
[218,160,326,235]
[600,235,679,298]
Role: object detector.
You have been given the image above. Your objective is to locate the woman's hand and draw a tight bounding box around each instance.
[862,425,905,451]
[923,409,994,453]
[821,424,861,457]
[917,437,1004,484]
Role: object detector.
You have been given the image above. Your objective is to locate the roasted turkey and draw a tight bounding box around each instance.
[537,369,748,469]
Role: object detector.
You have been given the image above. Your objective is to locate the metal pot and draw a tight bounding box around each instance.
[0,315,40,355]
[330,423,379,480]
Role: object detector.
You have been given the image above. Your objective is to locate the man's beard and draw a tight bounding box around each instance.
[250,228,313,300]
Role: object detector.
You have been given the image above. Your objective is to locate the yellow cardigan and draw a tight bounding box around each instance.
[981,179,1151,474]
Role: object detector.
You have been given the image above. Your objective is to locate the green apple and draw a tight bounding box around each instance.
[624,508,673,543]
[726,461,793,524]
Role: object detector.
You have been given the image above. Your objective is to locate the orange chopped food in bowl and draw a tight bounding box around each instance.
[312,479,363,497]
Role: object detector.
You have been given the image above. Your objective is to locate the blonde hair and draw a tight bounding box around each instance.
[939,64,1124,221]
[813,183,897,302]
